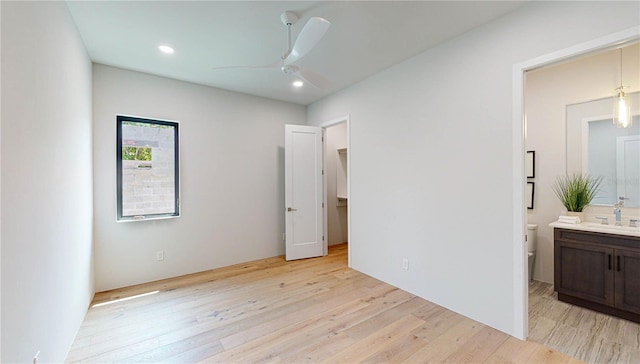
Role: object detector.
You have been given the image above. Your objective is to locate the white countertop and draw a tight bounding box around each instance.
[549,221,640,238]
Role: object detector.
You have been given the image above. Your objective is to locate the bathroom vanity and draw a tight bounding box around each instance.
[552,224,640,323]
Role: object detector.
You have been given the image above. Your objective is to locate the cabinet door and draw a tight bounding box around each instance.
[615,249,640,314]
[555,241,614,306]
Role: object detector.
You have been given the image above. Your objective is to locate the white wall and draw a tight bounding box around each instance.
[93,65,306,291]
[307,1,640,337]
[325,123,348,245]
[525,44,640,283]
[1,2,94,362]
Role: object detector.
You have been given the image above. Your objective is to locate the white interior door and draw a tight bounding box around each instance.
[285,124,325,260]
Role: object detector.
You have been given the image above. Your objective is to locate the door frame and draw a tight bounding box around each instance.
[319,115,351,267]
[512,26,640,339]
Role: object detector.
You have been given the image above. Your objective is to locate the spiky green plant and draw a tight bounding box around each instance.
[552,174,603,212]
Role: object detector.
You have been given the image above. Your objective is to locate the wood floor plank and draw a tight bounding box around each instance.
[283,332,356,363]
[322,314,426,363]
[218,287,373,350]
[276,288,417,362]
[157,340,225,364]
[410,305,466,342]
[203,297,373,362]
[526,345,571,364]
[401,317,485,363]
[441,326,509,363]
[71,267,369,360]
[156,276,375,350]
[484,336,540,363]
[117,330,224,363]
[307,287,416,336]
[359,332,427,363]
[229,285,408,359]
[340,296,429,342]
[67,244,577,364]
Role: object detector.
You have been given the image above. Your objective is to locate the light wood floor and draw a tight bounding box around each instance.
[528,280,640,364]
[67,244,578,363]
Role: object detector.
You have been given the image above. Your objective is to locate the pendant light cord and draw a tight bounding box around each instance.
[619,48,623,89]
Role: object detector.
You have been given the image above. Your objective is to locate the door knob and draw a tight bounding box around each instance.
[287,207,297,212]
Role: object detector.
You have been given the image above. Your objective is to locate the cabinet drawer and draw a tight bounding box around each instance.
[555,228,640,250]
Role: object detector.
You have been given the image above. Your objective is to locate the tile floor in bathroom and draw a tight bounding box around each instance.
[528,280,640,364]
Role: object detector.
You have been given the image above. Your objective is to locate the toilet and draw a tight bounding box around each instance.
[527,224,538,282]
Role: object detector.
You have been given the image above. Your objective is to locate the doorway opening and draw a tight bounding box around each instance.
[324,122,349,254]
[513,27,639,341]
[283,116,351,264]
[321,116,351,267]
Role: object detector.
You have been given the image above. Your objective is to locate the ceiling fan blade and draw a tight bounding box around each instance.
[212,62,279,71]
[284,17,330,64]
[294,66,332,89]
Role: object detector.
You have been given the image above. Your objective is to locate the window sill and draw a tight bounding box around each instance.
[117,214,180,223]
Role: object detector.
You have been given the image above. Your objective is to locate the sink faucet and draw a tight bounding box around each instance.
[614,196,629,226]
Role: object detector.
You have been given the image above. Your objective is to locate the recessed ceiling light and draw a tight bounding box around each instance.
[158,45,174,54]
[293,80,304,88]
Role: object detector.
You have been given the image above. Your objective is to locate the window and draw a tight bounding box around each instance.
[116,115,179,221]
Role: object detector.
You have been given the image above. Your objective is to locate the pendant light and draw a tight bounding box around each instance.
[613,48,631,128]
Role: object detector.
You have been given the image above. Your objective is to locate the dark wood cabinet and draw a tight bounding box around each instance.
[555,240,614,306]
[615,248,640,315]
[554,228,640,323]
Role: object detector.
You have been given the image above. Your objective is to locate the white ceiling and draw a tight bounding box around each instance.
[66,1,528,105]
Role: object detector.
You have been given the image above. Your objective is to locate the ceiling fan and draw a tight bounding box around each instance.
[212,11,331,89]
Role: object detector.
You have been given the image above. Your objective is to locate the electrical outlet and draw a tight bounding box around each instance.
[156,250,164,261]
[402,258,409,270]
[33,350,40,364]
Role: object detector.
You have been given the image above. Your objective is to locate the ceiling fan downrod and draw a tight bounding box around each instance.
[280,11,299,61]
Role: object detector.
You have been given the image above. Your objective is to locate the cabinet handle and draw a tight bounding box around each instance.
[617,255,621,272]
[608,254,612,270]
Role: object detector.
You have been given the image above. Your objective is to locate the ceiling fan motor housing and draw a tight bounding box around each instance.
[281,65,299,75]
[280,11,299,26]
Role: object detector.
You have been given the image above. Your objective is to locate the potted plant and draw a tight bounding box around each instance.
[552,173,603,218]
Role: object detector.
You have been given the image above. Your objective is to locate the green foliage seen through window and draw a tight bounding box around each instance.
[122,146,152,161]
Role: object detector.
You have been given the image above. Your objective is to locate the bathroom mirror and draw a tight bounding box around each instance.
[566,92,640,207]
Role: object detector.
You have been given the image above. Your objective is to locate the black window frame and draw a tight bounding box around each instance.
[116,115,180,221]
